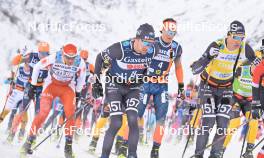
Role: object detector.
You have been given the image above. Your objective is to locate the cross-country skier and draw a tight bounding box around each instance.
[8,42,50,140]
[20,43,86,158]
[93,23,156,158]
[190,20,259,158]
[252,43,264,158]
[136,18,184,158]
[222,57,260,158]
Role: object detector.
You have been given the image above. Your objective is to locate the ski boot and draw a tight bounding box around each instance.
[118,141,128,158]
[64,136,75,158]
[88,137,99,153]
[208,150,224,158]
[20,136,36,157]
[115,136,123,154]
[242,143,254,158]
[127,154,137,158]
[150,144,160,158]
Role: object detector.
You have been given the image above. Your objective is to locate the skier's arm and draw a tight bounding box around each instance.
[174,45,184,84]
[190,42,219,75]
[31,54,54,86]
[76,60,87,93]
[244,43,261,68]
[94,43,122,81]
[252,62,264,101]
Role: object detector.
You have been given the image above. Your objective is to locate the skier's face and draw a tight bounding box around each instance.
[39,52,49,59]
[63,53,76,66]
[227,33,245,49]
[134,38,155,54]
[161,21,177,43]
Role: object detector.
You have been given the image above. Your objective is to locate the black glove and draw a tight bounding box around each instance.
[6,77,14,85]
[251,100,263,119]
[28,84,37,99]
[177,83,185,100]
[92,81,103,99]
[189,103,197,112]
[75,92,81,106]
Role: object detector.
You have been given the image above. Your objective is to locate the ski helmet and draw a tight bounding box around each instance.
[228,20,245,35]
[80,50,89,59]
[63,43,77,57]
[136,23,155,41]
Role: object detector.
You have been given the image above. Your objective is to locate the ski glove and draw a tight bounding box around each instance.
[208,47,219,58]
[177,83,185,100]
[5,77,14,85]
[251,100,263,119]
[75,92,81,106]
[28,84,37,99]
[92,82,103,99]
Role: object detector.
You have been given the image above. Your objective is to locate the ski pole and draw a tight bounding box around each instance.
[252,135,264,151]
[182,107,201,158]
[240,109,252,157]
[56,127,64,148]
[182,75,200,158]
[189,119,250,158]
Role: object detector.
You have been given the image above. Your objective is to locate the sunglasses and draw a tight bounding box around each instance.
[231,34,245,41]
[165,30,177,37]
[141,39,154,47]
[64,53,77,60]
[39,52,49,57]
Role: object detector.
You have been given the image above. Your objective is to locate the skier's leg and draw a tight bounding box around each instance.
[138,83,151,143]
[1,89,22,122]
[21,85,53,154]
[151,85,169,158]
[59,86,76,158]
[6,108,17,131]
[210,92,232,157]
[101,82,124,158]
[125,87,141,157]
[101,115,122,157]
[34,86,43,115]
[195,85,216,157]
[223,109,241,149]
[242,102,259,157]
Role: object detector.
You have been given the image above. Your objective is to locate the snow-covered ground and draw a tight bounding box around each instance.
[0,0,264,157]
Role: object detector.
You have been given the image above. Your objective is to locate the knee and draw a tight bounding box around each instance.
[109,117,122,131]
[127,111,139,128]
[37,111,49,121]
[201,117,215,127]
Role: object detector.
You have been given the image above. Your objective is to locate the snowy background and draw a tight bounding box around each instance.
[0,0,263,157]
